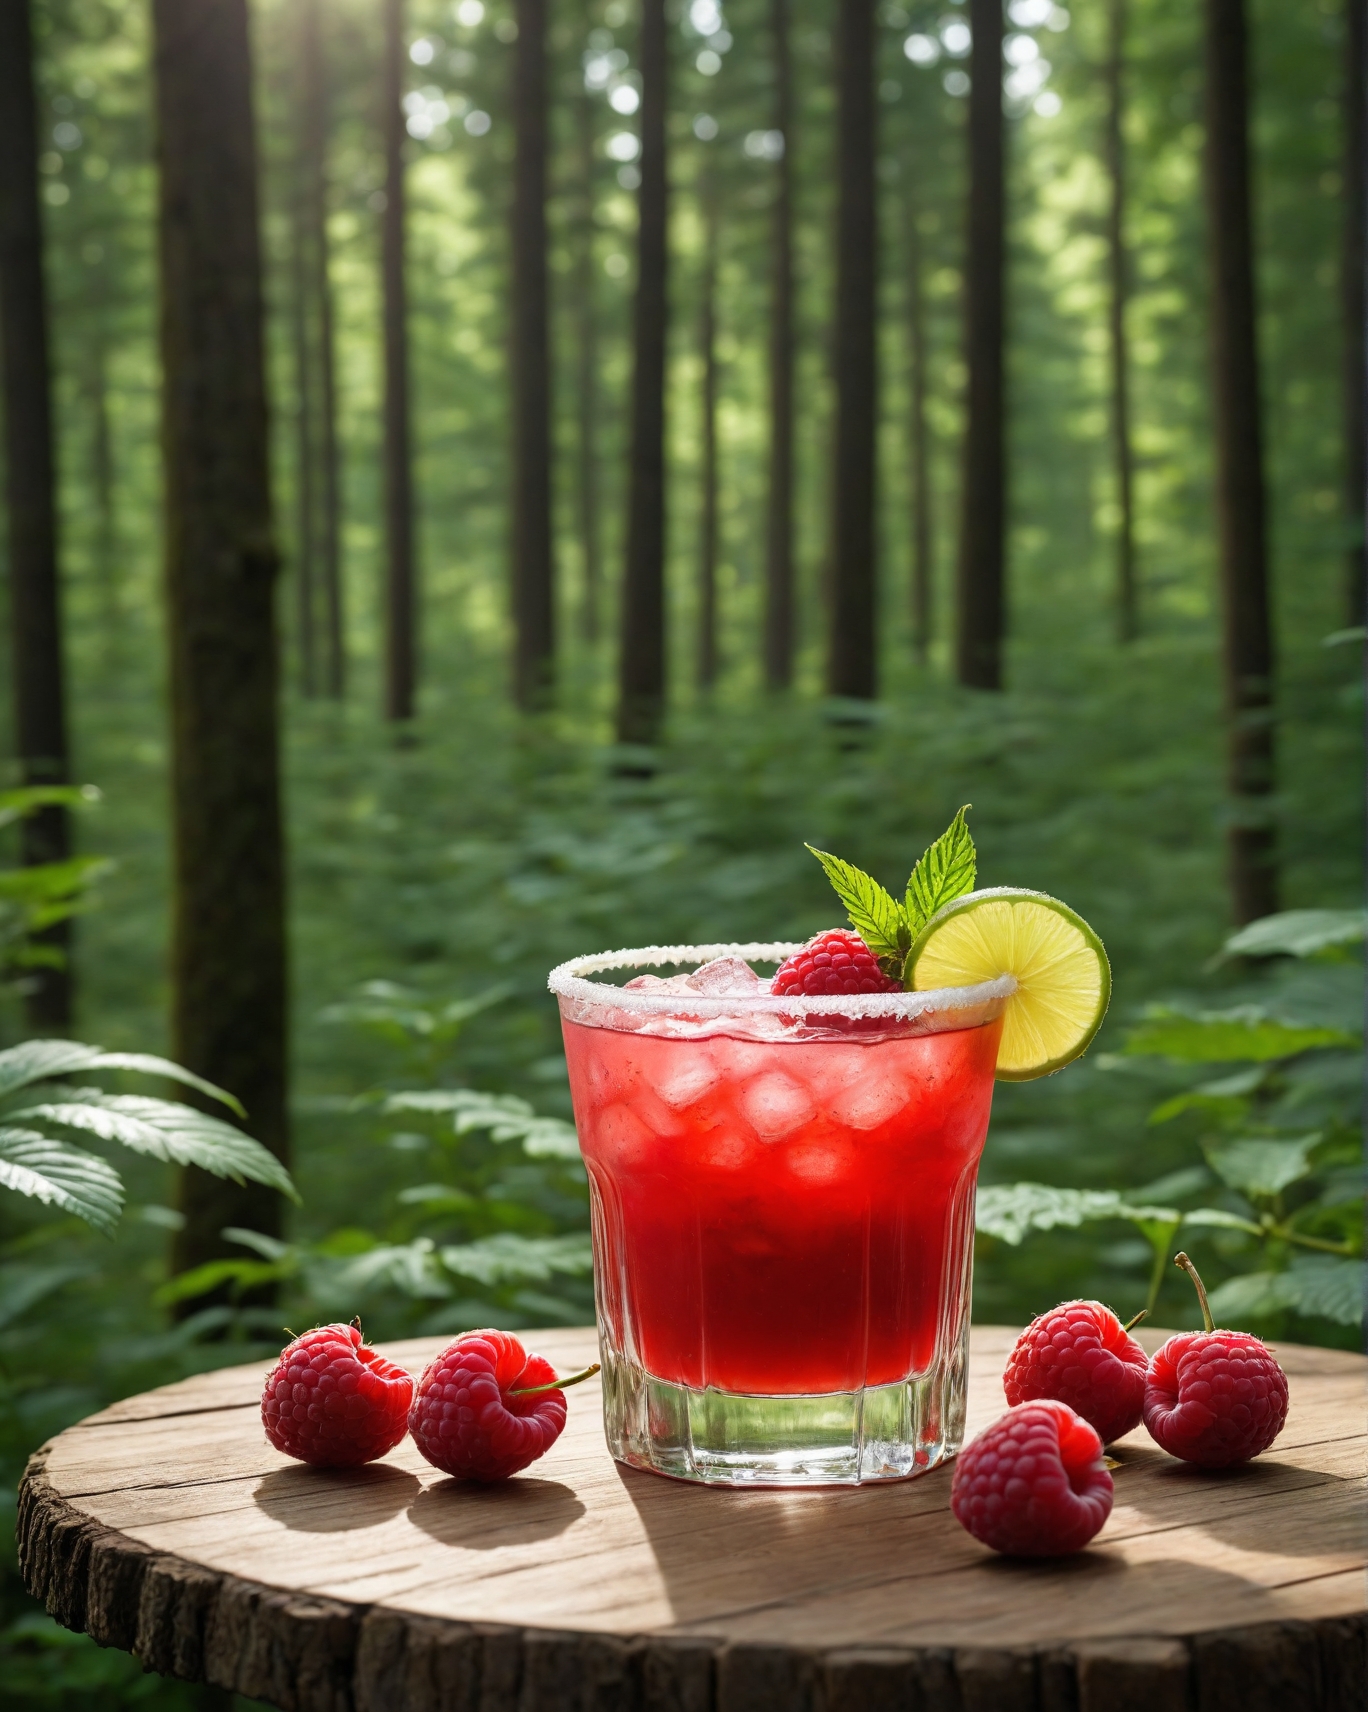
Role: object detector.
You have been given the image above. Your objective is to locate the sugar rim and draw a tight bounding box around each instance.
[547,943,1016,1021]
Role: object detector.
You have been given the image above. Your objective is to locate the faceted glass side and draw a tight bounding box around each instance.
[567,1009,997,1487]
[593,1216,974,1486]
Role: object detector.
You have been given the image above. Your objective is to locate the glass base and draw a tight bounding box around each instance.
[598,1326,969,1487]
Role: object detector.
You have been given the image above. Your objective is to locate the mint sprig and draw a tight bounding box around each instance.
[905,804,976,936]
[803,847,909,970]
[805,806,977,987]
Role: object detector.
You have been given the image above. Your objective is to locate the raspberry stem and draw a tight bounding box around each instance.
[1122,1308,1147,1334]
[1173,1251,1214,1334]
[509,1361,601,1398]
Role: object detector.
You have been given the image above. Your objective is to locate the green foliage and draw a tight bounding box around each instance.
[321,981,511,1081]
[1122,1005,1357,1063]
[0,789,108,992]
[155,1049,589,1329]
[806,807,977,980]
[984,909,1364,1327]
[975,1184,1182,1248]
[0,1041,294,1232]
[0,1133,123,1235]
[1206,1256,1364,1328]
[1218,909,1366,962]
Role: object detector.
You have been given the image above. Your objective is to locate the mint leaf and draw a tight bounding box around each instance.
[804,846,907,960]
[905,805,976,937]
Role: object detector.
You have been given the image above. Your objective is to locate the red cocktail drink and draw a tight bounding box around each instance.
[550,944,1012,1485]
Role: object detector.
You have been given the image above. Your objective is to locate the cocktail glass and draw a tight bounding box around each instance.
[549,943,1013,1487]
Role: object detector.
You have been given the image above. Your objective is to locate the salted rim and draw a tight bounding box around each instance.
[547,943,1016,1020]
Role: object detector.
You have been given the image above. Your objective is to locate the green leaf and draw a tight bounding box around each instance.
[324,1237,452,1300]
[1206,1258,1365,1327]
[1203,1270,1287,1323]
[0,784,100,830]
[1135,1165,1215,1203]
[1277,1257,1365,1325]
[85,1054,246,1117]
[320,984,509,1044]
[222,1226,293,1262]
[1147,1065,1267,1126]
[0,1040,246,1115]
[0,1041,106,1099]
[384,1088,581,1160]
[154,1256,288,1307]
[0,855,111,911]
[10,1092,297,1201]
[0,1127,124,1233]
[904,805,977,936]
[974,1183,1179,1247]
[1205,1135,1320,1199]
[396,1183,477,1211]
[1220,909,1367,962]
[1124,1004,1358,1064]
[804,845,907,958]
[1179,1206,1265,1237]
[381,1089,472,1112]
[439,1232,593,1286]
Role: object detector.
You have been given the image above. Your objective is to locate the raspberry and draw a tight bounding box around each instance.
[950,1400,1114,1557]
[772,929,899,997]
[261,1320,414,1467]
[1142,1253,1288,1467]
[409,1329,598,1482]
[1003,1299,1148,1445]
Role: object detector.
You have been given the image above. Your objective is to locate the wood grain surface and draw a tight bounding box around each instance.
[18,1325,1366,1712]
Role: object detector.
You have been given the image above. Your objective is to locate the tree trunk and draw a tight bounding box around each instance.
[904,187,932,663]
[151,0,290,1283]
[1203,0,1276,923]
[382,0,416,723]
[616,0,668,747]
[955,0,1006,691]
[89,311,117,623]
[1344,0,1365,627]
[697,173,719,691]
[828,0,878,700]
[84,273,118,630]
[1105,0,1137,643]
[302,0,345,698]
[763,0,794,690]
[289,177,317,698]
[574,38,602,645]
[0,0,73,1030]
[511,0,554,709]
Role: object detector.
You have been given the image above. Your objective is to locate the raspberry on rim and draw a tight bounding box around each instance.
[772,929,900,997]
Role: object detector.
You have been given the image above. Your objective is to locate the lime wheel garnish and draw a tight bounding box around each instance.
[908,887,1111,1080]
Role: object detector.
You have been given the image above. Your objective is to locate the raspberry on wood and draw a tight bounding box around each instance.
[772,929,900,997]
[261,1321,414,1468]
[950,1400,1114,1557]
[1004,1300,1148,1445]
[1142,1253,1289,1468]
[409,1329,597,1482]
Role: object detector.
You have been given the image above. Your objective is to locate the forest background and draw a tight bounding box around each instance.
[0,0,1363,1703]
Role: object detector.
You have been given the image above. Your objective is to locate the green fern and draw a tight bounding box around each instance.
[0,1039,296,1233]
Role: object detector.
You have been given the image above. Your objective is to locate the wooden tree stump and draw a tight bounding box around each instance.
[18,1326,1365,1712]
